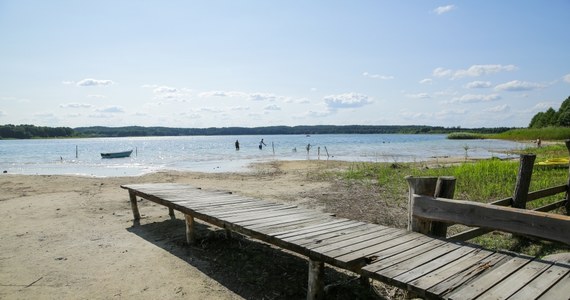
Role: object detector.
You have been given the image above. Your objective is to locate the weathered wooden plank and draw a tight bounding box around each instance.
[475,258,554,300]
[253,218,337,235]
[536,268,570,300]
[311,228,411,257]
[509,264,570,299]
[361,238,446,274]
[527,184,567,201]
[222,207,313,223]
[201,203,294,216]
[413,195,570,245]
[392,245,478,284]
[374,242,462,282]
[446,255,533,299]
[272,218,365,239]
[296,223,384,247]
[234,211,331,227]
[406,248,495,295]
[279,220,366,241]
[534,199,567,212]
[426,252,511,298]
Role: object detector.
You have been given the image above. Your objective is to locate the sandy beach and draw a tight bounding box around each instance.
[2,160,411,300]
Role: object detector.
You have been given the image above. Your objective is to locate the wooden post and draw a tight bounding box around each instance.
[185,214,195,245]
[405,176,439,233]
[564,140,570,216]
[431,176,456,237]
[168,207,175,219]
[307,258,324,300]
[512,154,536,209]
[129,191,141,221]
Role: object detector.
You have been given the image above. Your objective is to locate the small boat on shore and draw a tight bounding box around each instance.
[101,150,133,159]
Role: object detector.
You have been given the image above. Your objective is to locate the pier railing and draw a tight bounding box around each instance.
[406,139,570,243]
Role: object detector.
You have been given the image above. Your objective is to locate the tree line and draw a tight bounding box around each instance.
[0,124,513,139]
[0,124,74,139]
[529,95,570,128]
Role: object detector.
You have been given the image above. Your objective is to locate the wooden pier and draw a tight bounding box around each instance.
[122,180,570,299]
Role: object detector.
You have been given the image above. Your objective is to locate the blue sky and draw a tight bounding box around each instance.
[1,1,569,128]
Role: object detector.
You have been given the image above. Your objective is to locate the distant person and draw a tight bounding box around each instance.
[235,140,240,150]
[306,143,311,153]
[537,137,542,148]
[259,138,266,150]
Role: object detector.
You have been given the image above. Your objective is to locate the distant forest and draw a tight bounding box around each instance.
[529,95,570,128]
[0,124,513,139]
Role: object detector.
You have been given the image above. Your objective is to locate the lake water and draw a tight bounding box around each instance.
[0,134,530,177]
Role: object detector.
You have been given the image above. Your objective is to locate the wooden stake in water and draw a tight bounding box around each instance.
[76,145,78,158]
[272,142,275,155]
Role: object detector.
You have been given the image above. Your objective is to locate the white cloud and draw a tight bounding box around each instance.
[563,74,570,83]
[87,94,106,99]
[447,94,501,104]
[153,86,178,94]
[248,93,278,101]
[198,91,247,98]
[264,104,281,111]
[96,106,125,113]
[76,78,114,87]
[306,109,335,118]
[230,106,250,111]
[433,5,456,15]
[453,64,517,79]
[485,104,510,113]
[62,80,75,85]
[419,78,433,84]
[406,93,431,99]
[494,80,545,91]
[324,93,372,109]
[433,67,453,78]
[466,81,492,89]
[362,72,394,80]
[60,103,93,108]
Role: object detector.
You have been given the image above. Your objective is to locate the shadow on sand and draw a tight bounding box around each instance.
[127,217,381,300]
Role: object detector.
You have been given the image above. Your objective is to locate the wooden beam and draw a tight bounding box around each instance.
[412,195,570,245]
[185,214,196,245]
[527,185,567,202]
[129,190,141,221]
[307,258,324,300]
[431,176,456,237]
[512,154,536,209]
[564,140,570,216]
[405,176,438,234]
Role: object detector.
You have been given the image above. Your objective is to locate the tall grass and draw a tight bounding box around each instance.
[447,132,484,140]
[337,144,569,255]
[491,127,570,141]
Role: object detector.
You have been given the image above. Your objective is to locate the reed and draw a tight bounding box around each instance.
[446,132,484,140]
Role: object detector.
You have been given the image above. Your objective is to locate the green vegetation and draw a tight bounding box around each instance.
[529,95,570,128]
[336,144,569,256]
[1,124,515,139]
[491,127,570,141]
[0,124,74,139]
[446,132,484,140]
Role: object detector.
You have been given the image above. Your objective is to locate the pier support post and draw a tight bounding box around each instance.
[512,154,536,209]
[564,140,570,216]
[129,191,141,221]
[168,207,175,219]
[431,176,456,237]
[185,214,195,245]
[307,258,324,300]
[406,176,439,234]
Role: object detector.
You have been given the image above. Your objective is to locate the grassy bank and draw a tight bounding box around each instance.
[491,127,570,141]
[334,144,569,256]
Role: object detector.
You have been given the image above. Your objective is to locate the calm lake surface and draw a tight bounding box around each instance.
[0,134,530,177]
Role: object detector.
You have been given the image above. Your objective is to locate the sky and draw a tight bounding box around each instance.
[1,1,569,129]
